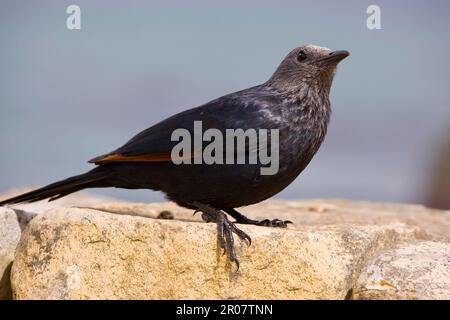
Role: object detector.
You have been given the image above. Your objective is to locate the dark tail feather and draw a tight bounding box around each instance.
[0,167,112,206]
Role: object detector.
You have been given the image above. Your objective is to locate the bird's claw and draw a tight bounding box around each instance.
[256,218,293,228]
[201,209,251,269]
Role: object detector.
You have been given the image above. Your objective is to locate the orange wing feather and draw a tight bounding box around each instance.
[90,152,195,164]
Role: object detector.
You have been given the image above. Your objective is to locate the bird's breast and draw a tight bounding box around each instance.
[277,100,331,173]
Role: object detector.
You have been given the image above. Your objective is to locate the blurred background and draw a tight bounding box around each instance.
[1,0,449,208]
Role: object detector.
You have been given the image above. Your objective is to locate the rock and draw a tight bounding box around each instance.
[424,133,450,210]
[11,206,425,300]
[0,207,36,299]
[6,198,450,299]
[0,188,114,300]
[354,241,450,300]
[91,198,450,241]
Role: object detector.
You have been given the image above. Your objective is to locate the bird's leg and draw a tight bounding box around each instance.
[224,208,293,228]
[192,202,251,269]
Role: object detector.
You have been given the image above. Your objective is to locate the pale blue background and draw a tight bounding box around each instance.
[1,0,449,205]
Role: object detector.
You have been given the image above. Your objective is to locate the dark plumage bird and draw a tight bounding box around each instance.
[0,45,349,267]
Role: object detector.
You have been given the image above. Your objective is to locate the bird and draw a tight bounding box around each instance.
[0,44,349,268]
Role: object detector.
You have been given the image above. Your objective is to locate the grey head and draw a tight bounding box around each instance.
[267,44,349,95]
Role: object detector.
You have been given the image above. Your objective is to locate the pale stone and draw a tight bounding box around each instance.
[11,207,422,300]
[0,207,19,299]
[91,199,450,241]
[0,188,114,299]
[4,195,450,300]
[354,241,450,300]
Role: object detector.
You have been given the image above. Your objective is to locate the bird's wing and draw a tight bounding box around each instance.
[89,88,284,165]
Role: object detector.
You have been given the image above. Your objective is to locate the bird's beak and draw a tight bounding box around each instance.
[319,50,350,65]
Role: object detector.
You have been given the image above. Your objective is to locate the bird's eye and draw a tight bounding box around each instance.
[297,50,307,62]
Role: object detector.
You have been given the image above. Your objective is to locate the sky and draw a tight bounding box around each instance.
[1,0,449,205]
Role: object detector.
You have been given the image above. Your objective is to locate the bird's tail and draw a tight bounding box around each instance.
[0,167,112,206]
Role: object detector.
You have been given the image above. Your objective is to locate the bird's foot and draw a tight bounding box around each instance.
[193,202,251,269]
[252,218,293,228]
[224,208,292,228]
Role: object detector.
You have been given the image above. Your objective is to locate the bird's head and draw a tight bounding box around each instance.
[267,44,349,94]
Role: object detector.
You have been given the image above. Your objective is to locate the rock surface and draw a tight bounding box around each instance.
[0,189,114,299]
[91,199,450,241]
[8,198,450,300]
[354,241,450,299]
[0,207,35,299]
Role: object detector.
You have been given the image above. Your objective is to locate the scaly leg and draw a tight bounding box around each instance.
[192,202,251,269]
